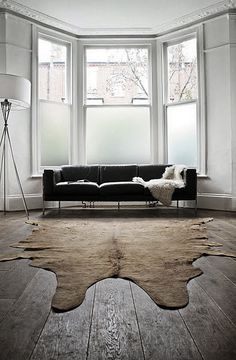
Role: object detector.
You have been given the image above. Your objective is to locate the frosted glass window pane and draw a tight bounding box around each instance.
[40,101,70,166]
[86,48,149,105]
[167,103,197,167]
[86,107,150,164]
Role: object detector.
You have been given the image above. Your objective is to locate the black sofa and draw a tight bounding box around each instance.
[42,164,197,213]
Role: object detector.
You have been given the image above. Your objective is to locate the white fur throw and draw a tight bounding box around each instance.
[133,165,186,206]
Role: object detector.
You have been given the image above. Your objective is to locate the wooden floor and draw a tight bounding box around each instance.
[0,206,235,360]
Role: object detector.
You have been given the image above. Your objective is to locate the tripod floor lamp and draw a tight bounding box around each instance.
[0,73,31,219]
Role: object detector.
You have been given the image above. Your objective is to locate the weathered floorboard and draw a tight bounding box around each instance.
[30,286,95,360]
[206,256,236,284]
[207,221,236,248]
[87,278,144,360]
[130,282,202,360]
[180,280,236,360]
[194,257,236,325]
[0,269,56,360]
[207,230,236,255]
[0,260,38,299]
[0,298,15,322]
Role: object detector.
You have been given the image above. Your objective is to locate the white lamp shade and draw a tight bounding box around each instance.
[0,73,31,110]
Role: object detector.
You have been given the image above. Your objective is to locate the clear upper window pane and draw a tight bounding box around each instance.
[167,38,197,103]
[38,38,67,103]
[86,48,149,105]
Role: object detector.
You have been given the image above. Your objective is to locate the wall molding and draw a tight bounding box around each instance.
[0,0,235,37]
[153,1,236,35]
[0,41,32,51]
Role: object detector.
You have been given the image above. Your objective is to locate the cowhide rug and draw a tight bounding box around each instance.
[0,218,235,311]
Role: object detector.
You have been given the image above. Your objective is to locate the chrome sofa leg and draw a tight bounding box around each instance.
[195,198,197,216]
[42,199,45,215]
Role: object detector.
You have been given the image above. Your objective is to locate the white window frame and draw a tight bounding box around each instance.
[159,25,206,175]
[82,41,157,165]
[31,26,76,175]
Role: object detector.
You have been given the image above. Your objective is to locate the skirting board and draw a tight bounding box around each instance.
[0,193,235,212]
[197,193,235,211]
[3,194,43,211]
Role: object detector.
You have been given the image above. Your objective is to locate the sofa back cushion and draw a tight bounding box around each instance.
[100,165,137,183]
[61,166,99,183]
[138,165,168,181]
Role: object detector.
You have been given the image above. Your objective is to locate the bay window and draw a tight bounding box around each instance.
[33,28,204,175]
[84,47,151,164]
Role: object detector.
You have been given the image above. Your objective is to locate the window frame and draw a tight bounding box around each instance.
[32,26,74,175]
[82,42,155,165]
[161,26,206,174]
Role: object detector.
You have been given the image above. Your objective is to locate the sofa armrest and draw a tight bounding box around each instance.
[43,169,62,199]
[184,168,197,197]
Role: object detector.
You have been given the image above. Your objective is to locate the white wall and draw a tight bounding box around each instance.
[0,12,235,211]
[0,14,6,73]
[0,13,42,210]
[197,14,236,210]
[229,15,236,210]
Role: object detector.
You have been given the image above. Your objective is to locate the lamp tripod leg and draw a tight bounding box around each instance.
[0,126,5,148]
[3,129,6,215]
[5,128,29,219]
[0,127,7,215]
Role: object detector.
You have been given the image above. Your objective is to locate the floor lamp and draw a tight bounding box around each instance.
[0,73,31,219]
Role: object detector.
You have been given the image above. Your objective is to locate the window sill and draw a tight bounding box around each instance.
[197,174,209,179]
[31,174,42,178]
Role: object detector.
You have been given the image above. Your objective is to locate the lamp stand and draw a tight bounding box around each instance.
[0,99,29,219]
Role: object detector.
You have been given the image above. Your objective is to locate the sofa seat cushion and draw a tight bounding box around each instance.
[100,182,144,195]
[55,181,99,195]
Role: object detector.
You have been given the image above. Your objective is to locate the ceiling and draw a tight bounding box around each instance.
[1,0,235,35]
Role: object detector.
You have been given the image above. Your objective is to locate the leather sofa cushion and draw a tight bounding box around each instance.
[100,165,137,183]
[100,182,144,195]
[55,181,99,195]
[138,165,167,181]
[61,166,99,183]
